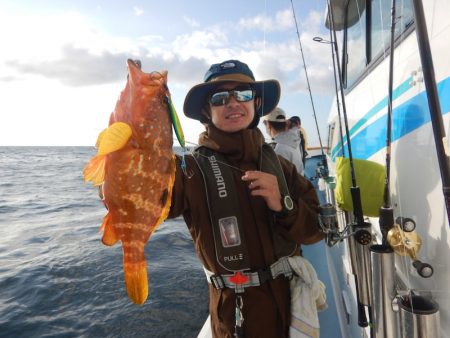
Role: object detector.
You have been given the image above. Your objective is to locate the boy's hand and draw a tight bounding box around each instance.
[242,171,282,212]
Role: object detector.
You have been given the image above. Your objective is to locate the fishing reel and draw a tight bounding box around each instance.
[316,160,329,179]
[310,158,329,181]
[318,203,352,246]
[387,223,434,278]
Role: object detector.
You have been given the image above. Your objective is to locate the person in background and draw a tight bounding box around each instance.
[168,60,324,337]
[289,116,308,167]
[263,108,304,176]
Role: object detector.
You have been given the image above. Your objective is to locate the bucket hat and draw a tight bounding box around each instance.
[183,60,280,124]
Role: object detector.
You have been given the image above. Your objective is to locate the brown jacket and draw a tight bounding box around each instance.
[168,125,324,338]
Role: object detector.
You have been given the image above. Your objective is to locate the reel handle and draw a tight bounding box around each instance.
[413,260,434,278]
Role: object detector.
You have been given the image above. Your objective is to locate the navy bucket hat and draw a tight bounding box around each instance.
[183,60,280,127]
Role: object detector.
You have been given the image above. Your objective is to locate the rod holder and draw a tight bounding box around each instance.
[370,244,400,338]
[393,294,440,338]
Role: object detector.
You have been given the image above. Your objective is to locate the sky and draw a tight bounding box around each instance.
[0,0,336,147]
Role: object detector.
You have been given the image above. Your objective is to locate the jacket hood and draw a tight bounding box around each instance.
[273,128,301,149]
[198,125,265,164]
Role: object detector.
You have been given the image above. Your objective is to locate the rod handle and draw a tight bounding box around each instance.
[357,302,369,327]
[354,276,369,327]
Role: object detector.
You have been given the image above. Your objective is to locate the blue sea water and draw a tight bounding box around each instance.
[0,147,208,338]
[0,147,339,338]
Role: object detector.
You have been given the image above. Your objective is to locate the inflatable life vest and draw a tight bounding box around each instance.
[192,144,298,273]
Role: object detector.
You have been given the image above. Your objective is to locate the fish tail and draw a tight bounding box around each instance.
[83,155,106,186]
[101,213,119,246]
[124,262,148,305]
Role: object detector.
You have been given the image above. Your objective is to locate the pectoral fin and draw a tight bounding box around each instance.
[83,155,106,186]
[101,213,119,246]
[97,122,132,156]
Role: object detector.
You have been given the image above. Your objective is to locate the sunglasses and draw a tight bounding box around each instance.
[209,88,255,106]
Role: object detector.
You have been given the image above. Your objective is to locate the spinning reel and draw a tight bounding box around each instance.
[318,203,372,247]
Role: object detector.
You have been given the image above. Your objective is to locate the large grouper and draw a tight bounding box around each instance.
[83,59,184,305]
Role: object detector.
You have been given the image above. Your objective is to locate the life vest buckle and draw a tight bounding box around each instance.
[209,274,225,289]
[257,267,273,285]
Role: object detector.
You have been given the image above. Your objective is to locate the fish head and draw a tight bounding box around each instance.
[111,60,173,149]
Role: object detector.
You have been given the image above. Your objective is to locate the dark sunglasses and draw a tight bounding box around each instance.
[209,88,255,106]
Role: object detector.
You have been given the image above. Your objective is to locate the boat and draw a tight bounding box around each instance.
[320,0,450,337]
[197,0,449,336]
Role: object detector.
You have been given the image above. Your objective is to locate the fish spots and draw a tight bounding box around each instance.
[122,193,161,215]
[155,156,171,174]
[137,154,144,173]
[126,157,136,173]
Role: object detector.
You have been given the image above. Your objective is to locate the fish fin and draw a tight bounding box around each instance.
[83,155,106,186]
[101,213,119,246]
[95,128,108,149]
[124,264,148,305]
[97,122,132,156]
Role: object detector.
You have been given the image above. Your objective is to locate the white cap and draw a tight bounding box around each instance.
[263,107,286,122]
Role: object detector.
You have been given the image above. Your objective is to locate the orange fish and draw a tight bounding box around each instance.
[83,59,178,305]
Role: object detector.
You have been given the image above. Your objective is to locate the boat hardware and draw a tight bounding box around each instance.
[393,293,440,338]
[234,295,244,338]
[370,245,400,338]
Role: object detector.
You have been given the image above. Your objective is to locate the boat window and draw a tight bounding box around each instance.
[345,1,367,89]
[371,0,414,61]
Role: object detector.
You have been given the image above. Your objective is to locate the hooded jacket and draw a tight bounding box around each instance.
[168,125,324,338]
[273,128,304,176]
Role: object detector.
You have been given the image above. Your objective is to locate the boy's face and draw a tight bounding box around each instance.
[208,82,256,133]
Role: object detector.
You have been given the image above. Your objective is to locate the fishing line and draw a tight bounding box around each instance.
[257,0,268,172]
[289,0,327,166]
[177,139,246,174]
[326,14,345,158]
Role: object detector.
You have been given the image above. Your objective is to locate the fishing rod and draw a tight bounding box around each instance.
[378,0,397,246]
[377,0,435,281]
[367,3,401,337]
[326,0,372,329]
[289,0,329,178]
[313,21,346,159]
[411,0,450,224]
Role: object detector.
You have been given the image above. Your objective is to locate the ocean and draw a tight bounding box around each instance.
[0,146,339,338]
[0,147,208,338]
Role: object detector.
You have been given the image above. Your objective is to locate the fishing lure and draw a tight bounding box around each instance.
[164,91,189,176]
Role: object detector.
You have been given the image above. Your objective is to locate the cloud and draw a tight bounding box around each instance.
[4,43,209,88]
[5,45,130,86]
[237,9,293,32]
[133,6,144,16]
[0,6,333,96]
[183,15,200,27]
